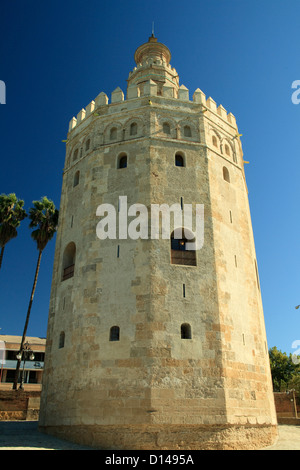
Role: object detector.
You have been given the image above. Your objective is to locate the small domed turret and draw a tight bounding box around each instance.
[127,35,179,96]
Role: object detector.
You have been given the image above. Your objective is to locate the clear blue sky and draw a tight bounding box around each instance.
[0,0,299,355]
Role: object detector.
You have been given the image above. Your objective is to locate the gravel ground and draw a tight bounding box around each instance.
[0,421,299,450]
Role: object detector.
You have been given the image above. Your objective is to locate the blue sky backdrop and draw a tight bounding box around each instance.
[0,0,299,355]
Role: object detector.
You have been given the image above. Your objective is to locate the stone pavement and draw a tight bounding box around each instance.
[0,421,300,450]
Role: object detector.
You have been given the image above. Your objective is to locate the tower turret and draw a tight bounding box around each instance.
[127,35,179,97]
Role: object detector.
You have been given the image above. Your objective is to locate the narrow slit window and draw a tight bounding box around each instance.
[59,332,65,349]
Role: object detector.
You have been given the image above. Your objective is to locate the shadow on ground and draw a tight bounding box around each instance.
[0,421,94,450]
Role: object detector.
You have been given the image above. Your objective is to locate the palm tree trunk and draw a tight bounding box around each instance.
[13,250,43,390]
[0,246,4,270]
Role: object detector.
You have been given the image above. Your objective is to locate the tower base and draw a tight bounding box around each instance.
[39,423,278,450]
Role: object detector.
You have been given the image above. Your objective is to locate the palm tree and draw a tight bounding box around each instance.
[0,193,27,270]
[13,196,59,390]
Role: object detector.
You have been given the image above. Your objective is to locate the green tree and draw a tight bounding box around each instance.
[269,346,300,392]
[13,197,59,390]
[0,193,27,270]
[289,374,300,394]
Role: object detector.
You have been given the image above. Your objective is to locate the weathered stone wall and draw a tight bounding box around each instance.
[0,391,41,421]
[40,423,277,450]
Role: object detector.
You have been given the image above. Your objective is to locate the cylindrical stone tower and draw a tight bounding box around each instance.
[39,36,277,450]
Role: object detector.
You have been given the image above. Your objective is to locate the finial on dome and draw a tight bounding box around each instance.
[148,21,158,42]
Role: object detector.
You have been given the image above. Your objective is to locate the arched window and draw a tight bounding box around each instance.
[225,144,230,156]
[130,122,137,136]
[163,122,171,135]
[62,242,76,281]
[181,323,192,339]
[73,148,79,161]
[109,326,120,341]
[175,152,185,167]
[223,166,230,183]
[110,127,117,141]
[170,229,196,266]
[73,170,80,187]
[85,139,90,151]
[184,125,192,137]
[212,135,218,147]
[59,331,65,349]
[118,153,127,169]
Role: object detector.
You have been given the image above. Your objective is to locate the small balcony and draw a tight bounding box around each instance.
[62,264,74,281]
[171,250,196,266]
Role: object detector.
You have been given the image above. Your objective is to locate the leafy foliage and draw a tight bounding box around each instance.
[269,346,300,392]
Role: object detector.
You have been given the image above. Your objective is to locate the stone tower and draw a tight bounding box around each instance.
[39,36,277,449]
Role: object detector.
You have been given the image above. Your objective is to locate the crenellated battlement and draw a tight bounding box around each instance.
[68,82,237,133]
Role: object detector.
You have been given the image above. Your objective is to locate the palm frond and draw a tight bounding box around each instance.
[29,197,59,251]
[0,193,27,248]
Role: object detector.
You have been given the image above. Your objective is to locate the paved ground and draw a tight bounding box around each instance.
[0,421,300,450]
[262,425,300,450]
[0,421,94,450]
